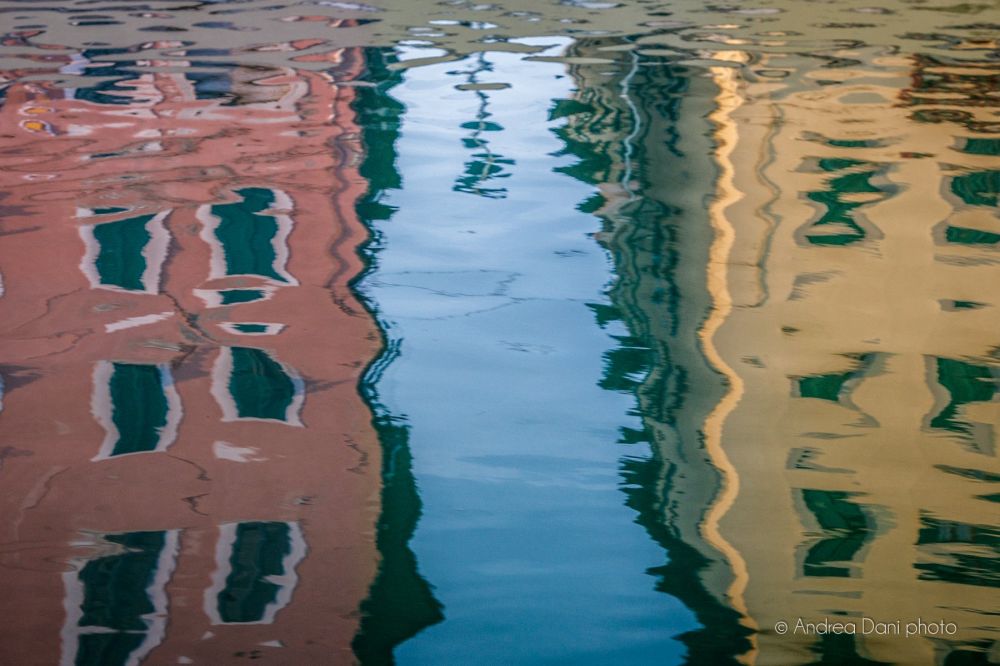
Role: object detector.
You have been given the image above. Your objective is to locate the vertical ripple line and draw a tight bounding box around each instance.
[700,53,758,662]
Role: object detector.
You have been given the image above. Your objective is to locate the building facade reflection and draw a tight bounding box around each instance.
[708,38,1000,665]
[0,44,382,665]
[560,38,753,664]
[561,30,999,666]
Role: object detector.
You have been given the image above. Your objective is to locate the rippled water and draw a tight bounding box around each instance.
[0,1,997,665]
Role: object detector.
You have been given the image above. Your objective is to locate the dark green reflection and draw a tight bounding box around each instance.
[75,531,167,666]
[350,47,444,666]
[804,159,890,246]
[79,531,165,630]
[76,633,145,666]
[220,289,266,305]
[108,363,169,456]
[218,522,292,623]
[211,188,285,281]
[453,54,514,199]
[558,40,752,664]
[951,170,999,207]
[93,214,154,291]
[916,515,1000,589]
[959,138,1000,156]
[228,347,295,421]
[807,633,890,665]
[800,490,874,578]
[945,226,1000,245]
[931,357,998,444]
[231,323,269,334]
[796,353,875,403]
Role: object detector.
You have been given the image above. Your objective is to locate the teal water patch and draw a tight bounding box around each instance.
[358,45,700,665]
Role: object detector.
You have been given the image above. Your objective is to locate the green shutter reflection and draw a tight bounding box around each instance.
[930,358,998,440]
[75,633,146,666]
[78,531,165,630]
[944,226,1000,246]
[805,159,889,246]
[959,138,1000,156]
[218,522,291,623]
[232,323,269,334]
[220,289,266,305]
[916,515,1000,588]
[228,347,295,421]
[75,531,167,666]
[93,215,154,291]
[211,188,284,281]
[109,363,169,456]
[797,354,875,403]
[798,372,854,402]
[950,170,999,207]
[801,490,873,578]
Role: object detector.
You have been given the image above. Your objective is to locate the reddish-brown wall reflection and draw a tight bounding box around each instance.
[0,48,380,665]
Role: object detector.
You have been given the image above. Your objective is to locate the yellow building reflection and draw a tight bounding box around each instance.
[562,23,998,666]
[709,40,999,665]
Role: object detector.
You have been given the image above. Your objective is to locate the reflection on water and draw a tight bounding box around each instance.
[62,529,179,666]
[706,35,1000,663]
[0,30,381,665]
[558,38,756,663]
[0,0,998,664]
[351,47,445,666]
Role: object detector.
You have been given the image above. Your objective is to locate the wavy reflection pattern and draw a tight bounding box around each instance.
[0,39,384,665]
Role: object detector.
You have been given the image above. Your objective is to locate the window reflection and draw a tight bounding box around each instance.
[61,530,179,666]
[78,211,170,294]
[91,362,182,460]
[205,522,306,625]
[210,347,304,425]
[198,188,297,286]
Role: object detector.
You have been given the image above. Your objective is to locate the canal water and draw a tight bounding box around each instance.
[0,1,996,665]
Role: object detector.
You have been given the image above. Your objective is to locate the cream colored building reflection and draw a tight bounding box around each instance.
[708,42,1000,665]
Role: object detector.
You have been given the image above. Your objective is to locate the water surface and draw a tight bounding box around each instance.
[0,1,997,664]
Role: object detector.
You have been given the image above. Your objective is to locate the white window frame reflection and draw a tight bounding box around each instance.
[78,209,171,294]
[196,188,298,286]
[210,347,304,427]
[60,529,180,666]
[203,521,306,626]
[91,361,183,461]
